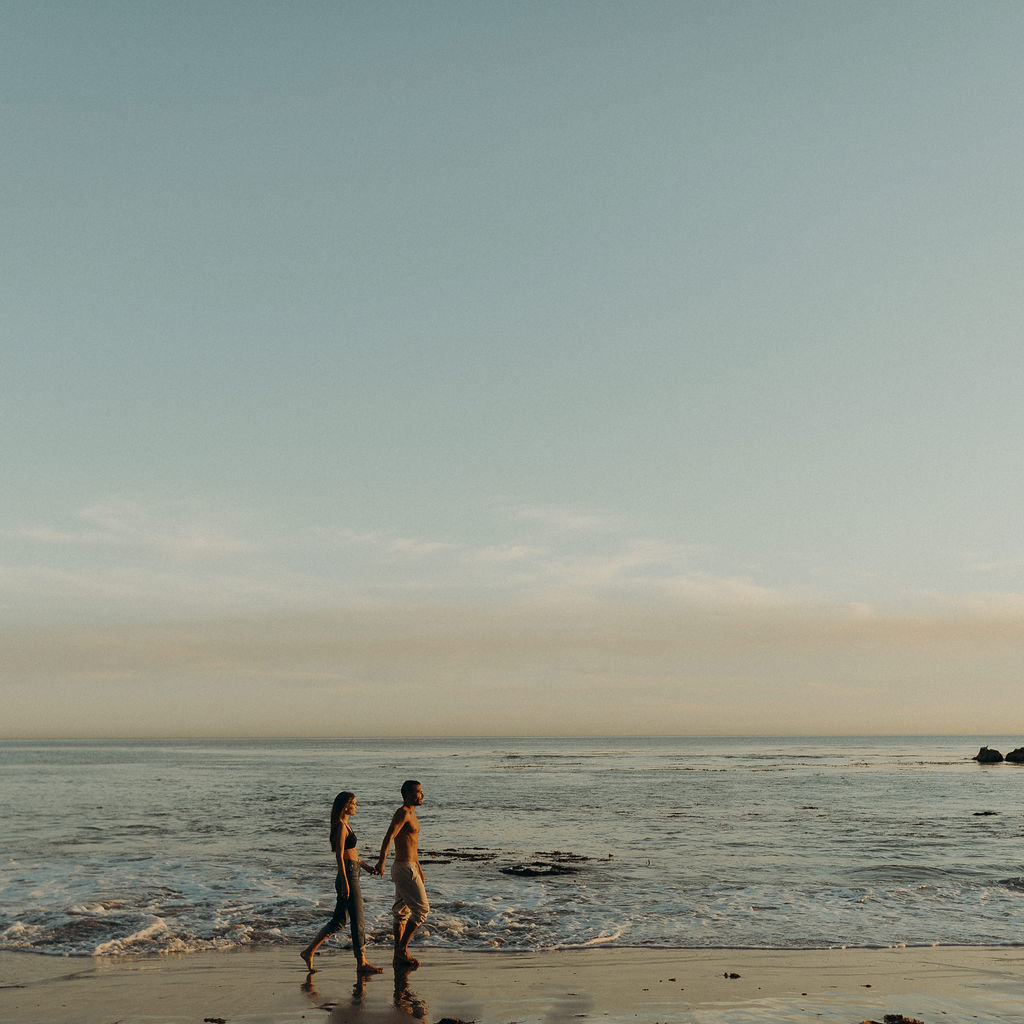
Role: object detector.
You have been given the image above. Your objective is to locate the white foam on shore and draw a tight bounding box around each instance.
[92,917,171,956]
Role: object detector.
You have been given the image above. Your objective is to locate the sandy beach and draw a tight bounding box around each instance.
[2,946,1022,1024]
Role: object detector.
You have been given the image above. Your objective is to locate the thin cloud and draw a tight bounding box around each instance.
[316,526,393,548]
[505,504,623,534]
[7,499,256,558]
[468,544,546,564]
[5,526,106,546]
[388,536,456,556]
[6,495,1024,646]
[315,526,457,558]
[928,589,1024,617]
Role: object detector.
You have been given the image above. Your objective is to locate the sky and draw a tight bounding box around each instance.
[3,1,1024,738]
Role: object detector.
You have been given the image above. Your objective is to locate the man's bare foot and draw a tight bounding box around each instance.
[357,960,383,974]
[394,952,420,967]
[301,948,316,972]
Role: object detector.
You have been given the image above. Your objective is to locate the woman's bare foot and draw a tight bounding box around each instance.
[301,948,316,972]
[357,960,383,974]
[394,951,420,968]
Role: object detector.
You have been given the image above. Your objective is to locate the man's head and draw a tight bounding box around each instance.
[401,779,423,805]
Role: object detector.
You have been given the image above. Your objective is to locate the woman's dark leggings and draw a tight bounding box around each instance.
[324,860,365,959]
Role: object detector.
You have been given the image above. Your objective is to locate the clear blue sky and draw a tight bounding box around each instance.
[4,2,1023,737]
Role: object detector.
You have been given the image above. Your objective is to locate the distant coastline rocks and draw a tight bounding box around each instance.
[971,746,1024,763]
[969,745,1024,766]
[973,746,1004,763]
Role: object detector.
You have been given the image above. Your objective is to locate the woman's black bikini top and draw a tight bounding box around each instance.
[344,828,357,850]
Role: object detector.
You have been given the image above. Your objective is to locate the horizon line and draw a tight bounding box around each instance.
[1,732,1019,742]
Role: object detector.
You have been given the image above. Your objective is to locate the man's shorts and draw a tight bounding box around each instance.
[391,861,429,925]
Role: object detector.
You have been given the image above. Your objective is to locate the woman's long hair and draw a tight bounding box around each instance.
[329,791,355,852]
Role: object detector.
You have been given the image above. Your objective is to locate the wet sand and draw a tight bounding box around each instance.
[2,946,1022,1023]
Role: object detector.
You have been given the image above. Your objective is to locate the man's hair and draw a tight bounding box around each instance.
[401,779,421,801]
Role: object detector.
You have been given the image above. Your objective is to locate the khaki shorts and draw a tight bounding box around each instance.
[391,861,429,926]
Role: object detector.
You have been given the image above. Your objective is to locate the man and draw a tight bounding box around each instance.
[375,780,429,966]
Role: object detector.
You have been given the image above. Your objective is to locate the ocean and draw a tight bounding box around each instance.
[2,735,1023,958]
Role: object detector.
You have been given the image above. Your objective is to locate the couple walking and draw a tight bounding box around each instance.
[301,780,429,974]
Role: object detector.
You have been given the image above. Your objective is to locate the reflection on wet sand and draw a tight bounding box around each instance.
[393,962,428,1020]
[302,964,383,1018]
[301,962,430,1023]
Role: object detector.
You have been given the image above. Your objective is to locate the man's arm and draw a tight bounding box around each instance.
[375,807,409,874]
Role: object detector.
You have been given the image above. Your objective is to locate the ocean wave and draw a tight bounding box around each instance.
[8,735,1024,956]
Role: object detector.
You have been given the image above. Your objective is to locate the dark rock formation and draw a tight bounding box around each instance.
[1005,747,1024,764]
[419,847,498,866]
[500,861,580,877]
[973,746,1003,763]
[859,1016,927,1024]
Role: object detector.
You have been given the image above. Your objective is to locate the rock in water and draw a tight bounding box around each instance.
[973,746,1003,763]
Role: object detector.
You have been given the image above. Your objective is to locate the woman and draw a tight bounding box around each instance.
[301,791,382,974]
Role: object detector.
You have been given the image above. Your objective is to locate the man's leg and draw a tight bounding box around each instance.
[392,877,411,958]
[396,913,424,959]
[391,864,429,965]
